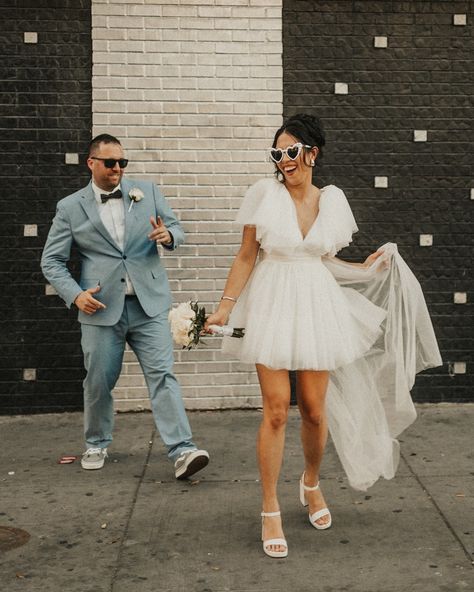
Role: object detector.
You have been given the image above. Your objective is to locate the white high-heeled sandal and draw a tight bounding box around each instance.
[260,511,288,558]
[299,473,332,530]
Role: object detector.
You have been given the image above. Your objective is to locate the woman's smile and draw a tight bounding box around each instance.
[281,162,298,176]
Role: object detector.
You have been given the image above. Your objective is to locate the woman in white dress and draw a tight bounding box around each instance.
[205,113,442,559]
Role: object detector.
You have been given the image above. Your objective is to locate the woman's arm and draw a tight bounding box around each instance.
[331,250,384,269]
[205,225,260,328]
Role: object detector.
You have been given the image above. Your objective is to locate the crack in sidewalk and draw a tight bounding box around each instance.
[109,428,156,592]
[401,449,473,567]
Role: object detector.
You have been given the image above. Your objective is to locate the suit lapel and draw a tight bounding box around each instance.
[122,179,140,251]
[79,182,122,252]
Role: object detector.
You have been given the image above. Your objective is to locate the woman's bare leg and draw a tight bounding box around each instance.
[296,370,331,526]
[256,364,291,553]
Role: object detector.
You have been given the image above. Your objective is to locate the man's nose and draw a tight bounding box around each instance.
[112,162,121,172]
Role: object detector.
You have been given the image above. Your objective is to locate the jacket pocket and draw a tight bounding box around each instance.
[151,268,166,280]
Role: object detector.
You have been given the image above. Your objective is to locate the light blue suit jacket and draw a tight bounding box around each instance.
[41,178,185,326]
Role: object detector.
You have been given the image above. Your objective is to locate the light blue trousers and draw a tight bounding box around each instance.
[80,296,196,461]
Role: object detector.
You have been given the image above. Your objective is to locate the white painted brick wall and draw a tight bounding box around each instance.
[92,0,283,410]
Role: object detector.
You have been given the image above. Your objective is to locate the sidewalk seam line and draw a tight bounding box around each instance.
[110,428,156,592]
[401,449,473,567]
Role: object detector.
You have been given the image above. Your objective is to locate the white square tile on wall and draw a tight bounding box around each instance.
[453,14,467,26]
[454,292,467,304]
[65,153,79,165]
[419,234,433,247]
[374,176,388,188]
[334,82,348,94]
[453,362,466,374]
[23,368,37,381]
[24,32,38,43]
[24,224,38,237]
[414,130,427,142]
[374,36,388,48]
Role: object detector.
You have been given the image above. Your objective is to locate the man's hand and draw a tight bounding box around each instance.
[149,216,172,246]
[74,286,107,315]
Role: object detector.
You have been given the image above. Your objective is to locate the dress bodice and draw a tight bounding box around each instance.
[236,178,358,258]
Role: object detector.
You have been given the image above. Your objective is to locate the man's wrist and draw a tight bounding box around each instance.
[162,231,174,250]
[73,291,83,305]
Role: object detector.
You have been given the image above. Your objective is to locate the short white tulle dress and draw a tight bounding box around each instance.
[223,178,442,491]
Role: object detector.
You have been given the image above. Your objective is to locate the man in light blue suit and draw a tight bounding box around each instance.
[41,134,209,479]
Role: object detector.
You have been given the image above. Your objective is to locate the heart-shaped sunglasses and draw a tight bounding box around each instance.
[268,142,312,164]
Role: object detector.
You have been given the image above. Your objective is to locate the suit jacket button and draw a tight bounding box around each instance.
[123,255,127,260]
[120,278,125,282]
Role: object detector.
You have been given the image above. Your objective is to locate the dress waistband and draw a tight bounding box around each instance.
[260,252,322,263]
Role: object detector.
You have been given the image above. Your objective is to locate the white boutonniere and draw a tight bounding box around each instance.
[128,188,144,212]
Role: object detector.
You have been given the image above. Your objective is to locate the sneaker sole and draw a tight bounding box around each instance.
[81,459,105,470]
[175,452,209,480]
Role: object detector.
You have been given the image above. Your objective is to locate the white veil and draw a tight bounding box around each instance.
[323,243,442,490]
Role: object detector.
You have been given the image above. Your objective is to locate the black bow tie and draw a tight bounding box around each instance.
[100,189,122,203]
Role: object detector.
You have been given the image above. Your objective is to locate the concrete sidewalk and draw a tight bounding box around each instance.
[1,405,473,592]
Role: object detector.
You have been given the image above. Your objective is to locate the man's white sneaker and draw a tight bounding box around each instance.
[81,448,108,470]
[174,449,209,480]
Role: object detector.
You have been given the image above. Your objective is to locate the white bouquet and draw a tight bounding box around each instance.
[168,301,244,349]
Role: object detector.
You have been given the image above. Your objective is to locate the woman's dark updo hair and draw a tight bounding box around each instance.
[272,113,326,175]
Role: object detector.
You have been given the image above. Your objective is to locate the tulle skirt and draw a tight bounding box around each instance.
[223,253,386,371]
[223,245,442,491]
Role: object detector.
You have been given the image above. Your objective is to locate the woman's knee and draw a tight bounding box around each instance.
[264,403,289,430]
[300,407,325,427]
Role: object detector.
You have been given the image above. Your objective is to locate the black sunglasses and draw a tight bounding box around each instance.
[90,157,129,169]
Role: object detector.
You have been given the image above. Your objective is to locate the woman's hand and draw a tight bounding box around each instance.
[204,309,229,333]
[363,250,384,268]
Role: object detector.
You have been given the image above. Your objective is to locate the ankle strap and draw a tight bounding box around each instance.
[301,475,320,491]
[261,511,281,517]
[303,482,320,491]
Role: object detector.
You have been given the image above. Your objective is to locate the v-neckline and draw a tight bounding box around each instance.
[283,183,327,241]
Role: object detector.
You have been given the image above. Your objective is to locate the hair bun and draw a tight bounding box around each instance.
[285,113,326,148]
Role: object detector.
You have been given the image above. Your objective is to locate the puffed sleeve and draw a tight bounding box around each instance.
[235,178,273,226]
[318,185,358,256]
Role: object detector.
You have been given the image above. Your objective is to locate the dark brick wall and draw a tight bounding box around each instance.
[0,0,91,413]
[283,0,473,402]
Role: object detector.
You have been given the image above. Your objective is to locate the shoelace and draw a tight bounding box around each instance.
[84,447,105,456]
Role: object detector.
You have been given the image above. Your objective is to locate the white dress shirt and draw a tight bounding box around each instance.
[92,181,135,295]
